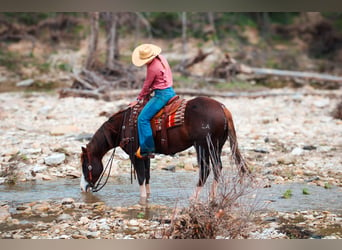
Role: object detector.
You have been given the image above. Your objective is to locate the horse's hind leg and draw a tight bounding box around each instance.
[207,135,224,199]
[193,145,210,200]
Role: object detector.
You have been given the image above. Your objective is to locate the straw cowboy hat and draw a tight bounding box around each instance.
[132,44,162,67]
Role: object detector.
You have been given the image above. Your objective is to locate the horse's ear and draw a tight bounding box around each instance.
[81,147,87,154]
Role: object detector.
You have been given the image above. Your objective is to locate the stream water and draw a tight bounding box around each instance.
[0,171,341,213]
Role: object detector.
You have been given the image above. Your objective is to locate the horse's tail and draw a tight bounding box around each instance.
[222,105,250,176]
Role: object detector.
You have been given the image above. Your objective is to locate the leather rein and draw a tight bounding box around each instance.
[87,109,128,192]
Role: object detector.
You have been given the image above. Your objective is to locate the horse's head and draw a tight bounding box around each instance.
[80,146,103,192]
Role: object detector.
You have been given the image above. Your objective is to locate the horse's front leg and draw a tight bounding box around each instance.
[134,158,151,200]
[144,158,151,196]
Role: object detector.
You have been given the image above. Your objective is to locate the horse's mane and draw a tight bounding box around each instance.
[109,105,131,120]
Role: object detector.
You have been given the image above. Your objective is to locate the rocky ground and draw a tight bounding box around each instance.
[0,87,341,239]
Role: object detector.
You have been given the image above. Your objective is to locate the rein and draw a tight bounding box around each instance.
[89,109,128,192]
[92,148,116,192]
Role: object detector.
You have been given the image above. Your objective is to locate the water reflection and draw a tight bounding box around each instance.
[0,171,341,213]
[81,192,103,204]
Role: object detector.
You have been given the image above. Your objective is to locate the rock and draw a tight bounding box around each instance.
[20,148,42,155]
[162,165,176,172]
[66,170,81,178]
[79,216,89,225]
[16,79,34,87]
[35,173,52,180]
[303,145,317,151]
[0,177,5,185]
[128,219,140,226]
[313,98,330,108]
[115,148,129,160]
[277,156,296,165]
[72,234,88,239]
[74,133,93,142]
[0,205,11,222]
[88,222,98,232]
[57,213,73,222]
[317,146,332,152]
[86,231,100,238]
[291,147,304,156]
[38,105,53,115]
[30,165,47,173]
[44,153,65,166]
[32,202,50,213]
[99,222,110,231]
[61,198,75,205]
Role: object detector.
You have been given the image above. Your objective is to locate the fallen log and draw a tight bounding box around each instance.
[249,67,342,84]
[212,53,342,87]
[105,88,342,100]
[59,88,103,100]
[175,49,213,73]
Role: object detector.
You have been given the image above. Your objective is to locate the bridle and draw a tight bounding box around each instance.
[85,110,128,192]
[89,148,116,192]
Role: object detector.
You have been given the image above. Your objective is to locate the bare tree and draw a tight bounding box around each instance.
[103,12,119,69]
[207,12,218,45]
[134,12,152,45]
[180,12,188,72]
[85,12,99,70]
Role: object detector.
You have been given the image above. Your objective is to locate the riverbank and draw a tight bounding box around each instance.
[0,88,341,238]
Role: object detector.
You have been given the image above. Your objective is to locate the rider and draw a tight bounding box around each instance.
[132,43,176,159]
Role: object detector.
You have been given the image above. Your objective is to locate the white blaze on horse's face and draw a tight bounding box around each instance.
[80,172,91,192]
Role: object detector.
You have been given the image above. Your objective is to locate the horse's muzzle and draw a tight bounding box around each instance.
[86,184,93,192]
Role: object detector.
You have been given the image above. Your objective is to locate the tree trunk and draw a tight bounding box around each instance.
[135,12,152,41]
[207,12,218,45]
[105,12,119,69]
[85,12,99,70]
[181,12,187,72]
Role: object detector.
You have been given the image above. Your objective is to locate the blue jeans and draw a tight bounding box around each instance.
[137,87,176,153]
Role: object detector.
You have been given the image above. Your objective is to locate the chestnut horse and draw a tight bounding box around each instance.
[80,96,250,201]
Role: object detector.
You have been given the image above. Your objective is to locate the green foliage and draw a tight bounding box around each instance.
[214,81,261,91]
[324,183,332,189]
[302,188,310,195]
[145,12,181,38]
[137,212,145,219]
[3,12,53,25]
[57,63,72,72]
[268,12,299,25]
[282,189,293,199]
[0,49,21,71]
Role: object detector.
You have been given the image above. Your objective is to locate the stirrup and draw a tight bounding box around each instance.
[135,147,154,159]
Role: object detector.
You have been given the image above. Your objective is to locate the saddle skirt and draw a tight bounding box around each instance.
[129,95,187,132]
[151,96,187,132]
[128,96,187,152]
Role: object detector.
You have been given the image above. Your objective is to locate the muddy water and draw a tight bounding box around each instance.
[0,171,341,213]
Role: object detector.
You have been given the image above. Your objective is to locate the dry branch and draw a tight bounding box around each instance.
[59,88,102,100]
[213,53,342,87]
[176,49,213,73]
[249,67,342,84]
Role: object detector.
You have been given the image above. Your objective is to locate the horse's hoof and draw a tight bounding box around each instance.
[139,197,148,206]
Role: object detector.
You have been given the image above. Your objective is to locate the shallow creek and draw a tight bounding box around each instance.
[0,171,341,214]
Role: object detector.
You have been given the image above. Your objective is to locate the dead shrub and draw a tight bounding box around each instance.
[163,168,260,239]
[331,101,342,120]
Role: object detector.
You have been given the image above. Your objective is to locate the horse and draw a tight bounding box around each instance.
[80,96,250,201]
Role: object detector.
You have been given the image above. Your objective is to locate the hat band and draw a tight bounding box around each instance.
[140,52,154,60]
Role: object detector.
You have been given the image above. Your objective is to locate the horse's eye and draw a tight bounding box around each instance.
[88,165,92,171]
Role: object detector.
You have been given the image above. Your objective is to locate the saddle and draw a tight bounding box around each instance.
[128,95,187,152]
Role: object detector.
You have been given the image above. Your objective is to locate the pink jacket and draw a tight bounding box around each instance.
[137,55,173,100]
